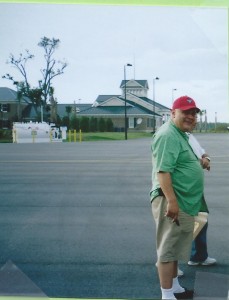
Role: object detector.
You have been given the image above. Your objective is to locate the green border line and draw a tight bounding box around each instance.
[0,0,228,6]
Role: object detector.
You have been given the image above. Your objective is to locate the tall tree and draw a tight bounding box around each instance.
[38,37,67,107]
[2,37,67,121]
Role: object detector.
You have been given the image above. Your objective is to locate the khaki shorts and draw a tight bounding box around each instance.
[151,196,194,262]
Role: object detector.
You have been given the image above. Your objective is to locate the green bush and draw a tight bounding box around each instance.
[98,118,106,132]
[80,117,90,132]
[89,117,97,132]
[61,116,70,129]
[106,118,114,132]
[70,115,80,130]
[0,129,12,142]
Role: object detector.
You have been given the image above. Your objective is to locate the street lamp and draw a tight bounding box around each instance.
[204,109,207,132]
[153,77,159,133]
[172,88,177,106]
[38,80,43,122]
[124,63,132,140]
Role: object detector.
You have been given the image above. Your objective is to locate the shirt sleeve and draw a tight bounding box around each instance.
[188,134,205,158]
[152,133,180,173]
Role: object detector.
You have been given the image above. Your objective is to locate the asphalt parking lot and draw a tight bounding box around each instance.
[0,133,228,299]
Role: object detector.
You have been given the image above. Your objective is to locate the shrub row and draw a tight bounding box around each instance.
[60,116,114,132]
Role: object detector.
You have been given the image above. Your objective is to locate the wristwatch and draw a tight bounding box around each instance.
[204,156,211,162]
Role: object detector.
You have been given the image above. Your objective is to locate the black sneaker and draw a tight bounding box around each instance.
[174,288,194,299]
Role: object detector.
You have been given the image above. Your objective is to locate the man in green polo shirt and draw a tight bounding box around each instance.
[150,96,203,300]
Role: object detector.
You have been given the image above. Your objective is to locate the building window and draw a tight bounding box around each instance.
[1,104,10,112]
[147,118,154,127]
[129,117,135,129]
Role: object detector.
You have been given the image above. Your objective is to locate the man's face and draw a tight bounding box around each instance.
[171,108,198,132]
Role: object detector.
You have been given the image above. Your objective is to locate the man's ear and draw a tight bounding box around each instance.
[171,109,175,118]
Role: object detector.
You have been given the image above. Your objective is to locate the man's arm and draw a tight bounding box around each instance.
[157,171,179,222]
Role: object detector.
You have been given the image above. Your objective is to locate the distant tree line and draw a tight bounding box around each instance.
[195,122,229,132]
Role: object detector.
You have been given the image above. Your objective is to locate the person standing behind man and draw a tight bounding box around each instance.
[170,130,216,277]
[187,133,216,266]
[150,96,205,300]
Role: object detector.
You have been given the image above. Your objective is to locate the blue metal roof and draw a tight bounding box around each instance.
[0,87,31,104]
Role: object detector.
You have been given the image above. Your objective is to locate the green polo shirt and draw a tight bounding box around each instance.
[150,120,204,216]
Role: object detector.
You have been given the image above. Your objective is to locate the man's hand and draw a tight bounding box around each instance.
[165,200,179,223]
[157,172,180,224]
[201,157,210,171]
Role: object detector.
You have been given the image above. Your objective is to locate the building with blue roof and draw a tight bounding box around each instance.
[74,79,170,132]
[0,80,171,131]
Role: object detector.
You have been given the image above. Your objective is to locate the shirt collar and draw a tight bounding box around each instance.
[170,119,189,141]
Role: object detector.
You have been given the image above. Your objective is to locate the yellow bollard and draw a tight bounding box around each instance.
[13,129,17,143]
[31,130,36,143]
[74,130,76,142]
[49,130,53,142]
[79,129,82,142]
[68,130,71,142]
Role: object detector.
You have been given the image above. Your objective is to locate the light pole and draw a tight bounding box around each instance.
[172,88,177,106]
[74,100,77,116]
[38,80,43,122]
[204,109,207,132]
[153,77,159,133]
[124,63,132,140]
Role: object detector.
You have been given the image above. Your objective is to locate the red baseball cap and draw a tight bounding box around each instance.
[172,96,200,112]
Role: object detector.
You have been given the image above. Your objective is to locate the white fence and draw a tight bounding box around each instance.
[13,122,67,143]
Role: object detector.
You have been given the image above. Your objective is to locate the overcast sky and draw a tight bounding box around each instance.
[0,3,228,122]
